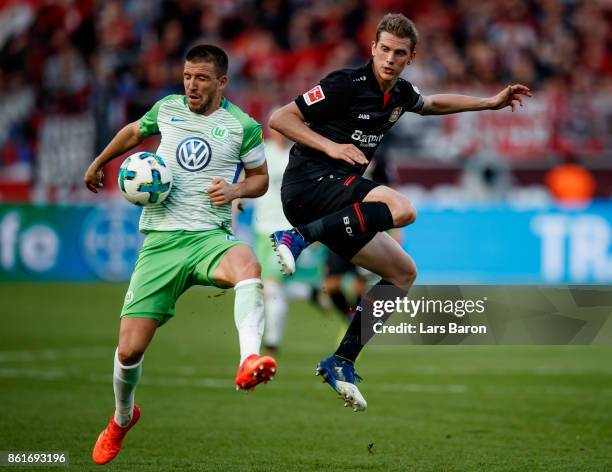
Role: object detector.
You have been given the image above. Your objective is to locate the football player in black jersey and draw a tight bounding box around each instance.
[269,13,532,412]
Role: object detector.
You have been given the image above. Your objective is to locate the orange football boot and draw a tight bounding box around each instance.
[235,354,277,390]
[92,405,141,465]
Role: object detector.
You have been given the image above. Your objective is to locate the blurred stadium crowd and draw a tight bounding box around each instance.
[0,0,610,203]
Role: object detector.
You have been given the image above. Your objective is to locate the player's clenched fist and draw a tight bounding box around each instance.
[326,143,368,166]
[208,177,238,205]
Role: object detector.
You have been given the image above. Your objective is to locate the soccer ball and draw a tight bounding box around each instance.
[118,152,173,206]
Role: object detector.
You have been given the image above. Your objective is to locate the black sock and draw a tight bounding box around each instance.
[297,202,393,243]
[329,290,351,318]
[335,279,406,364]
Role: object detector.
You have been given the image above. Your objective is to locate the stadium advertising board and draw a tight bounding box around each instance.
[405,203,612,284]
[0,203,611,283]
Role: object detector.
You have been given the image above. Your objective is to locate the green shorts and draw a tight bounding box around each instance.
[121,229,243,326]
[255,232,286,281]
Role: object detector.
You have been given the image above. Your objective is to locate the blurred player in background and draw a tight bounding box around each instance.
[270,13,532,412]
[83,45,276,464]
[324,249,366,322]
[253,122,292,353]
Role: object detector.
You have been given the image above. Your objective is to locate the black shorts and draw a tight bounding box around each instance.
[281,167,380,260]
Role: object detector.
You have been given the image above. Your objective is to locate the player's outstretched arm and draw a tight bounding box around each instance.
[269,103,367,166]
[208,163,269,206]
[419,84,532,116]
[84,121,146,193]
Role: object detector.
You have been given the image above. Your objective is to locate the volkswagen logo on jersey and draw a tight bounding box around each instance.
[176,136,212,172]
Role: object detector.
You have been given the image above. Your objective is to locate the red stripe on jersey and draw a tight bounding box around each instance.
[383,91,392,107]
[354,203,366,232]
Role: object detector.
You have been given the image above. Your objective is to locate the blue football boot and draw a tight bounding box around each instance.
[270,229,309,275]
[316,355,367,412]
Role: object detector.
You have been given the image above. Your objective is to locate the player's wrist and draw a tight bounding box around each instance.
[88,160,102,173]
[483,96,496,110]
[230,184,241,201]
[316,137,335,157]
[93,154,112,170]
[323,142,339,159]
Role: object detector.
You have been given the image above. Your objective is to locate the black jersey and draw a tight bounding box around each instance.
[283,60,424,184]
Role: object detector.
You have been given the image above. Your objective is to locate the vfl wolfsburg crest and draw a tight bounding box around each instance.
[389,107,402,123]
[211,125,228,139]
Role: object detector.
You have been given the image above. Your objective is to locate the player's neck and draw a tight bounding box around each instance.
[379,80,396,94]
[370,63,397,93]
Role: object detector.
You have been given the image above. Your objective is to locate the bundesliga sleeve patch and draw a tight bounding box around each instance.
[303,85,326,106]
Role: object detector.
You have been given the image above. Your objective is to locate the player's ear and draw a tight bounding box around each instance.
[371,40,377,57]
[408,49,416,64]
[218,75,228,90]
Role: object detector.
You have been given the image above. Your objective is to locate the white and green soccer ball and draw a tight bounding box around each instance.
[118,152,173,206]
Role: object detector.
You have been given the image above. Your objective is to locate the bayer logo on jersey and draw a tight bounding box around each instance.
[118,152,173,206]
[176,136,212,172]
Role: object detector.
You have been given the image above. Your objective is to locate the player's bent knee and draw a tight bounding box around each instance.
[365,187,416,227]
[393,269,416,288]
[388,260,417,288]
[389,200,416,227]
[404,265,418,287]
[117,347,144,366]
[236,257,261,280]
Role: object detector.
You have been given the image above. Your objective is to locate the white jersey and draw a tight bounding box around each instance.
[253,140,291,234]
[137,94,265,232]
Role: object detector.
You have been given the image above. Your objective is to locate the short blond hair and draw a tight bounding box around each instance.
[375,13,418,52]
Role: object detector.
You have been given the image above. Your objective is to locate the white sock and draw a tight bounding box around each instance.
[113,348,143,427]
[234,278,265,363]
[263,280,288,348]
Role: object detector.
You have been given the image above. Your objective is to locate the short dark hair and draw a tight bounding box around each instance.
[375,13,418,52]
[185,44,228,76]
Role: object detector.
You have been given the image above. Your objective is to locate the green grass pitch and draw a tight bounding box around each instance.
[1,283,611,471]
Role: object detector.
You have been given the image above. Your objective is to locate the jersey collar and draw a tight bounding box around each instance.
[181,95,229,113]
